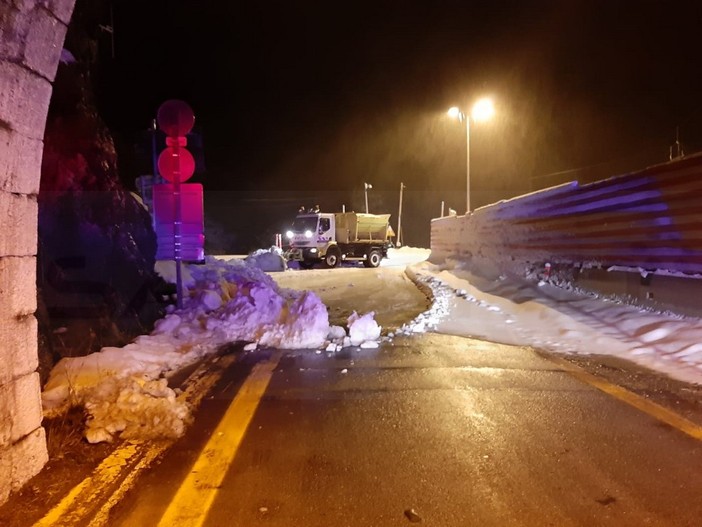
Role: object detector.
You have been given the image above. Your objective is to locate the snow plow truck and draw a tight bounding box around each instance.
[284,211,393,269]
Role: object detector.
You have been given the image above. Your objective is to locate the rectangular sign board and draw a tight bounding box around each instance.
[153,183,205,261]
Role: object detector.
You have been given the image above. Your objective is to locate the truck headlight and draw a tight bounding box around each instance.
[305,230,313,238]
[310,248,317,253]
[286,231,294,239]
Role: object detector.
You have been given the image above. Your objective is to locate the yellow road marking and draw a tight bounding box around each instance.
[87,444,166,527]
[157,351,282,527]
[549,355,702,441]
[35,353,241,527]
[34,442,143,526]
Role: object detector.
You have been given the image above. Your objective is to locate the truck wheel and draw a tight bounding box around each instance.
[299,261,315,270]
[364,250,382,268]
[324,248,340,268]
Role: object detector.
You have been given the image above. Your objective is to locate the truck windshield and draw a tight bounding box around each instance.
[291,216,318,233]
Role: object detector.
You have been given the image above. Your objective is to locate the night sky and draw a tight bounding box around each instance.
[83,0,702,248]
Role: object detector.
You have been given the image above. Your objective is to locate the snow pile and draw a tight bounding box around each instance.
[154,260,196,288]
[42,255,388,443]
[322,313,382,352]
[409,259,702,385]
[84,376,190,444]
[155,257,331,350]
[42,256,331,442]
[245,247,287,272]
[381,246,431,267]
[348,311,381,346]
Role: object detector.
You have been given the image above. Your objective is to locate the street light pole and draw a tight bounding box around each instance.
[364,182,372,213]
[464,116,471,214]
[397,182,406,247]
[448,98,494,214]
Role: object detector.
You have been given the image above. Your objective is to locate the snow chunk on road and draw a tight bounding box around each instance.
[348,311,382,345]
[327,325,347,340]
[84,377,190,444]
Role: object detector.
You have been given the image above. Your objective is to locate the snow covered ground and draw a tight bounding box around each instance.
[408,260,702,385]
[270,252,431,331]
[41,250,391,443]
[40,246,702,444]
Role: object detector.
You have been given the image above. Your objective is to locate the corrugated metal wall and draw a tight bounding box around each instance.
[431,152,702,275]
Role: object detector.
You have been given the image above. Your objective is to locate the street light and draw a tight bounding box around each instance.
[448,97,495,213]
[364,182,373,213]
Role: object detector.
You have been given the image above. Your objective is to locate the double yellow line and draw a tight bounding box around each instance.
[34,352,280,527]
[157,351,282,527]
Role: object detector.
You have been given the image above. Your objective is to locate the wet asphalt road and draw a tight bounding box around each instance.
[114,333,702,527]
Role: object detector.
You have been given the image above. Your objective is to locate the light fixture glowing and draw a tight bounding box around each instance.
[304,230,313,238]
[286,230,294,239]
[447,106,462,119]
[471,98,495,122]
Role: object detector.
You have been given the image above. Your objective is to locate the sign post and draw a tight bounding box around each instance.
[156,100,197,309]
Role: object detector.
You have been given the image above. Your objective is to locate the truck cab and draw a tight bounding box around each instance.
[285,213,338,269]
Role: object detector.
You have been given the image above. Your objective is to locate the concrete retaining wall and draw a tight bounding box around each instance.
[431,154,702,317]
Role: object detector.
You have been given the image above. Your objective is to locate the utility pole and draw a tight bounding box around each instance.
[98,4,115,59]
[397,182,406,247]
[669,126,685,160]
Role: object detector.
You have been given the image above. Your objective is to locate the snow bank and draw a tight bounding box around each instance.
[42,255,387,443]
[245,246,287,272]
[381,246,431,267]
[408,258,702,385]
[42,256,330,442]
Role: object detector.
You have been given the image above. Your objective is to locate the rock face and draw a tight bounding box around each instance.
[37,54,167,381]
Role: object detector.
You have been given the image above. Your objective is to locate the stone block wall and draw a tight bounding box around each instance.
[0,0,75,504]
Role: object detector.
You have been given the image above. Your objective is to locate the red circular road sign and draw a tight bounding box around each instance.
[158,146,195,183]
[157,99,195,137]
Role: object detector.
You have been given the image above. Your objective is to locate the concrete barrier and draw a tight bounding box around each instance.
[431,153,702,317]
